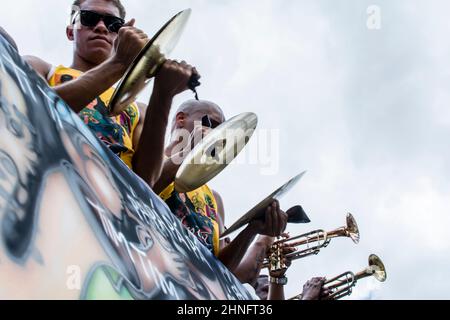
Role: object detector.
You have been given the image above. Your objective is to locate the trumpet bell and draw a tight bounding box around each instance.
[174,112,258,193]
[109,9,191,115]
[368,254,387,282]
[346,213,360,244]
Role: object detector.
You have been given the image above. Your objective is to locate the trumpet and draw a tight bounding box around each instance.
[263,213,360,273]
[290,254,387,300]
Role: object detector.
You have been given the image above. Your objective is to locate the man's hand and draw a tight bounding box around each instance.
[301,277,331,300]
[154,60,200,99]
[249,200,288,237]
[111,19,149,69]
[267,234,296,278]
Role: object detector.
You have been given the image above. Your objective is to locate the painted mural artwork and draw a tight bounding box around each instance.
[0,36,253,300]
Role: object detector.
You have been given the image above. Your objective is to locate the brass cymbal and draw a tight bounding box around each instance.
[174,112,258,194]
[220,171,307,239]
[108,9,191,116]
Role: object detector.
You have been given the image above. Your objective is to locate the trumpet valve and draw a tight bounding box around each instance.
[268,243,287,273]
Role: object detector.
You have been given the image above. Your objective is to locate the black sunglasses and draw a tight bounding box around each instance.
[74,10,125,33]
[202,115,221,129]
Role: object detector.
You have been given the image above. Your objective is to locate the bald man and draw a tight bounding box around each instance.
[153,99,289,273]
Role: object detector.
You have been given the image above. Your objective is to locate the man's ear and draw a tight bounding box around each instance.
[66,26,74,41]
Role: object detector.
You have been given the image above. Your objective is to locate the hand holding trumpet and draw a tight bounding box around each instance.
[267,233,296,279]
[300,278,332,300]
[290,255,387,300]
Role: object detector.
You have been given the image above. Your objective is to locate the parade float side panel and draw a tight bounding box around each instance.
[0,36,252,300]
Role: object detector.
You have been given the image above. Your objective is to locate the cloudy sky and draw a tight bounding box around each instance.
[3,0,450,299]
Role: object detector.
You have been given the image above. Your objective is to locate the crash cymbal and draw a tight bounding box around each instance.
[220,171,308,238]
[174,112,258,194]
[109,9,192,116]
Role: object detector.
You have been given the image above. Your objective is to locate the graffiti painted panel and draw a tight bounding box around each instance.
[0,36,252,300]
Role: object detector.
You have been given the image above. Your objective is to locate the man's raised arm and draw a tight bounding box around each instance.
[218,198,288,272]
[132,61,199,188]
[24,21,147,113]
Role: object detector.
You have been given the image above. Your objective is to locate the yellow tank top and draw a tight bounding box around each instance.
[47,65,140,169]
[160,183,220,256]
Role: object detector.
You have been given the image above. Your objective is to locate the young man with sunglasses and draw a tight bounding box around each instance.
[24,0,198,188]
[153,99,290,275]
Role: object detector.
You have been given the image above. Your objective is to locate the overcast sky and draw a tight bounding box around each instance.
[3,0,450,299]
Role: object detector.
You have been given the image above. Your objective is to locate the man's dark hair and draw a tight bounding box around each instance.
[71,0,126,20]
